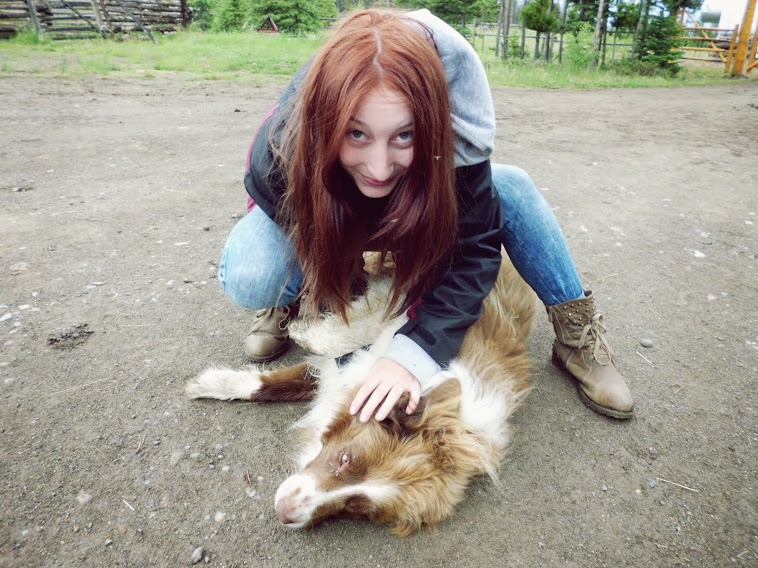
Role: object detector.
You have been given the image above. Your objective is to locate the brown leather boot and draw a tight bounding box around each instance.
[244,305,295,363]
[547,291,634,419]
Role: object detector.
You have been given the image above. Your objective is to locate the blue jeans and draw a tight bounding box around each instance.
[218,164,583,309]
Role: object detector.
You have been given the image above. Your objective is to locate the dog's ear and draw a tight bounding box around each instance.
[385,379,462,432]
[383,393,425,432]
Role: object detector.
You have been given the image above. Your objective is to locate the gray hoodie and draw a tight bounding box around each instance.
[407,9,496,168]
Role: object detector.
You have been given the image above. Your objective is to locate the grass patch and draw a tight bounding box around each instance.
[0,31,323,80]
[0,29,754,88]
[483,57,733,88]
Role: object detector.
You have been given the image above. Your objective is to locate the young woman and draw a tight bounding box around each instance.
[219,9,634,421]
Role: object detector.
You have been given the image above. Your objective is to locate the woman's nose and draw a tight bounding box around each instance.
[365,147,393,181]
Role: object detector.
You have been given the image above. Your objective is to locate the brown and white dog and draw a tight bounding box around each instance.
[186,251,537,536]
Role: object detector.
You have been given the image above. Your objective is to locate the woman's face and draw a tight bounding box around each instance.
[338,87,414,199]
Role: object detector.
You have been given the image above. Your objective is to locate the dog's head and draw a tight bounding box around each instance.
[274,378,499,535]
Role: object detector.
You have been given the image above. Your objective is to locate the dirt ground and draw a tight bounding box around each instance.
[0,74,756,568]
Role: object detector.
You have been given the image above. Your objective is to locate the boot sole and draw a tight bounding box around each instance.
[246,339,292,364]
[551,351,634,420]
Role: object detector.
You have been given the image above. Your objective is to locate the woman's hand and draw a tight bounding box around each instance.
[349,357,421,423]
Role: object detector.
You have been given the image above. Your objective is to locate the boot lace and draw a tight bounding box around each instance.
[578,314,616,366]
[250,306,290,333]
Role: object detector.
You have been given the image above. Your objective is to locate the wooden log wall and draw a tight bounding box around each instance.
[0,0,190,39]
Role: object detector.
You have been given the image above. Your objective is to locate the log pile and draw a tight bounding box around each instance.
[0,0,190,39]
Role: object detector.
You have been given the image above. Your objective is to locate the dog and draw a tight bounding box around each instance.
[186,250,537,535]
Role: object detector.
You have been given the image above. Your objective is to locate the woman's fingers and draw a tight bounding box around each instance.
[349,357,421,423]
[405,381,422,415]
[349,375,381,416]
[374,384,406,422]
[358,382,393,423]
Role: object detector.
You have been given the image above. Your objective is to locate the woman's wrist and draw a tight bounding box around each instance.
[382,334,441,389]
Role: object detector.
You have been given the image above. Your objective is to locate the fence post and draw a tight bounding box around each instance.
[730,0,757,76]
[25,0,44,40]
[724,25,740,73]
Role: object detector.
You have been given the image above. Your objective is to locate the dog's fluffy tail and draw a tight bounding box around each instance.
[185,367,262,400]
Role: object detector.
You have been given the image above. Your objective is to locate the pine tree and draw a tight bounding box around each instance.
[521,0,560,59]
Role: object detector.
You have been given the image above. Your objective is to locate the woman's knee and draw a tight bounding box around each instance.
[218,210,299,309]
[490,164,541,208]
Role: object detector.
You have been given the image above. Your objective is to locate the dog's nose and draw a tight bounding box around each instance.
[275,496,294,524]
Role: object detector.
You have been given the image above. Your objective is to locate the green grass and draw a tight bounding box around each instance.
[0,29,754,88]
[0,31,323,81]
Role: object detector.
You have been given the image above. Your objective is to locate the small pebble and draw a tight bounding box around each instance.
[214,511,226,522]
[191,546,204,564]
[77,492,93,505]
[601,485,608,492]
[647,478,658,488]
[104,538,112,547]
[640,338,654,348]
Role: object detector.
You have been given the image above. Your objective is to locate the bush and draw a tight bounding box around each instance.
[506,34,522,58]
[614,58,677,77]
[214,0,246,31]
[564,21,594,69]
[249,0,334,34]
[638,15,683,75]
[187,0,337,34]
[8,28,48,44]
[188,0,214,30]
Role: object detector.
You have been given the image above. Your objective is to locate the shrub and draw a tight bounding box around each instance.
[564,21,594,69]
[188,0,215,30]
[249,0,334,34]
[637,15,683,75]
[214,0,247,31]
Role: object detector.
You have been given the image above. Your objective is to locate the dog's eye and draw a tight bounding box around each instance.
[340,451,350,466]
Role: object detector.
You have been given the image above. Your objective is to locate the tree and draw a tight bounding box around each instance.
[214,0,246,31]
[637,14,683,74]
[249,0,336,34]
[188,0,215,30]
[521,0,560,59]
[612,0,639,33]
[590,0,605,69]
[395,0,484,29]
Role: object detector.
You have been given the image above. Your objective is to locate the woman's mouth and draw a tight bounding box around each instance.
[360,173,396,187]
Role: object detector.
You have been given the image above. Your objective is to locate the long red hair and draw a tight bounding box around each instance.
[279,10,457,320]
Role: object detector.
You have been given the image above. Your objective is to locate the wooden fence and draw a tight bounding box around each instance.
[469,22,634,65]
[0,0,190,40]
[678,6,758,75]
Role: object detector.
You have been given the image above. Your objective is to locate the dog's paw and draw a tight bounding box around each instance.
[185,367,262,401]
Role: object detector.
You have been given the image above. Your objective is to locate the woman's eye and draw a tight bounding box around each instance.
[348,130,366,141]
[397,131,413,142]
